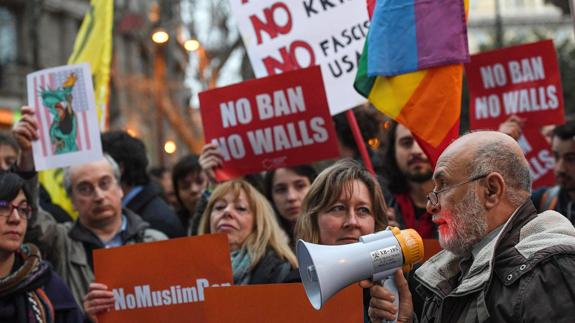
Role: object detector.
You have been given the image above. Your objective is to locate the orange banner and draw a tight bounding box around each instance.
[94,234,233,323]
[204,284,363,323]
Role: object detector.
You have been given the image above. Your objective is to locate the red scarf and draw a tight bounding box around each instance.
[393,193,437,239]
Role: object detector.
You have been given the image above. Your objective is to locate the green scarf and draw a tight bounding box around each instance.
[231,249,252,285]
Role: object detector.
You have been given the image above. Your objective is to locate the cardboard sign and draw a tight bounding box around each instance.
[230,0,368,115]
[26,63,103,170]
[204,284,363,323]
[199,66,340,180]
[518,129,555,190]
[94,234,233,323]
[466,40,564,129]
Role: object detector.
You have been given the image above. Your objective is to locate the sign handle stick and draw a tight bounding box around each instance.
[571,0,575,42]
[345,109,375,174]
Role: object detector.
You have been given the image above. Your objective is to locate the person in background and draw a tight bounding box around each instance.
[497,116,575,224]
[381,121,436,238]
[368,131,575,322]
[171,154,209,235]
[263,166,317,249]
[13,105,168,308]
[149,166,179,211]
[0,131,71,223]
[193,143,267,235]
[0,172,84,322]
[199,180,296,285]
[102,131,185,238]
[532,121,575,224]
[294,159,393,323]
[0,132,18,170]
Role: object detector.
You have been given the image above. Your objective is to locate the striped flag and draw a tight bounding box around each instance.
[355,0,468,165]
[367,0,469,77]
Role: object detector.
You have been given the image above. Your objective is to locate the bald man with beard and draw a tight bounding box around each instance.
[366,131,575,323]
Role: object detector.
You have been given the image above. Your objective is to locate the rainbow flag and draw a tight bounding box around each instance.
[355,0,468,165]
[367,0,469,77]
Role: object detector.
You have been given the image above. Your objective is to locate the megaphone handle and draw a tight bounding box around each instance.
[380,277,399,323]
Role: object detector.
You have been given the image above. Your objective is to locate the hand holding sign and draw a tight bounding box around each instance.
[497,115,526,140]
[199,143,224,183]
[12,106,39,172]
[83,283,115,323]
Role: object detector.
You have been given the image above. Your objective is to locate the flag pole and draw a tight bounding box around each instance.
[571,0,575,41]
[345,109,375,174]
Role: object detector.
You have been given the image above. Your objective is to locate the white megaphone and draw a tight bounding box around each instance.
[297,227,424,315]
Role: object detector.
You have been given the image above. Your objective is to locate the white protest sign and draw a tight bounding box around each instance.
[230,0,369,115]
[26,63,103,170]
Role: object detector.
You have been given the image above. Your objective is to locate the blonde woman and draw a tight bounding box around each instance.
[199,180,297,285]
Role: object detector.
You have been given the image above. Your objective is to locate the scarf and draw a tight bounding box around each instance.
[0,244,54,323]
[394,193,437,239]
[231,249,252,285]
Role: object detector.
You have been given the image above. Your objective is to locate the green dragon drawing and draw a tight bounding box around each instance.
[40,73,78,154]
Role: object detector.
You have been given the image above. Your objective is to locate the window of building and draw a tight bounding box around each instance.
[0,7,17,66]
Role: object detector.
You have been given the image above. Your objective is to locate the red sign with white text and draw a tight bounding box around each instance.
[199,66,339,180]
[518,129,555,190]
[94,234,233,323]
[466,40,564,129]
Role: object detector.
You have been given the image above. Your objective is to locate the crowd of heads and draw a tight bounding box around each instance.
[5,103,575,322]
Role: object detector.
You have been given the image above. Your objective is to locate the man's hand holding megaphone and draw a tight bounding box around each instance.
[360,270,413,323]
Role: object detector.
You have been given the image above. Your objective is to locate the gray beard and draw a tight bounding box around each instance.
[439,188,488,256]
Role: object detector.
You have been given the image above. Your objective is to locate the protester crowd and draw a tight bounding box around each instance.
[1,101,575,323]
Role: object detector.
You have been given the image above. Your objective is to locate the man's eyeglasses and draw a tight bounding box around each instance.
[75,176,116,197]
[0,201,32,220]
[427,174,489,207]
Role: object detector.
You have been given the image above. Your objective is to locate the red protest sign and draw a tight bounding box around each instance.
[466,40,564,129]
[203,284,362,323]
[518,129,555,190]
[199,66,339,180]
[94,234,233,323]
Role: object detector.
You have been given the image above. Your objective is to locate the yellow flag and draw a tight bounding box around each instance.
[39,0,113,219]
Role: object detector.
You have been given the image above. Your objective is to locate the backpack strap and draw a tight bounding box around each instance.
[540,186,560,211]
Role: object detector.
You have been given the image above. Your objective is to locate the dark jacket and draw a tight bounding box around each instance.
[26,208,167,307]
[126,182,186,238]
[44,270,85,323]
[532,185,575,225]
[249,249,293,285]
[414,200,575,322]
[0,245,84,323]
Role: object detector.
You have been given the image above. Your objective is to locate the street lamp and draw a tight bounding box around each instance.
[164,140,177,154]
[152,28,170,44]
[184,39,200,52]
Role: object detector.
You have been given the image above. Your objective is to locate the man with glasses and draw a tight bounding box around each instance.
[12,106,167,308]
[366,131,575,322]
